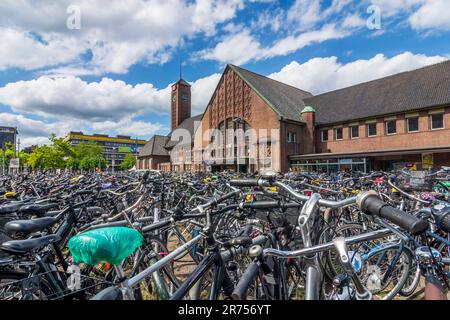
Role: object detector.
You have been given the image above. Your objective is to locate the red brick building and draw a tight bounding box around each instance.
[138,60,450,173]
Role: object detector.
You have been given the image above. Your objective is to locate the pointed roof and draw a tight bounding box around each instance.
[174,78,191,87]
[229,65,313,122]
[138,135,169,157]
[165,114,202,149]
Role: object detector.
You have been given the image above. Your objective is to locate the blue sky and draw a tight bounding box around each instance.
[0,0,449,147]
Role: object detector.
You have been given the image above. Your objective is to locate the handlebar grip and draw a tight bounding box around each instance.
[216,191,239,203]
[231,261,260,300]
[228,236,253,247]
[229,179,260,187]
[357,192,428,235]
[242,201,279,209]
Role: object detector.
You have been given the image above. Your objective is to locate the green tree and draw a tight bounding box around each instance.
[17,134,107,172]
[28,144,66,170]
[120,154,136,170]
[71,142,107,171]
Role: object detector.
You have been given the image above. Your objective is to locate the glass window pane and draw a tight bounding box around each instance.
[431,114,444,129]
[322,130,328,141]
[368,123,377,136]
[335,128,343,140]
[386,120,396,134]
[351,126,359,138]
[407,117,419,132]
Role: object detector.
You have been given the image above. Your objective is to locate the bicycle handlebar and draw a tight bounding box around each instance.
[357,191,429,235]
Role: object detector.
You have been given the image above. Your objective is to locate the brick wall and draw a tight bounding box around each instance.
[316,107,450,154]
[196,66,281,172]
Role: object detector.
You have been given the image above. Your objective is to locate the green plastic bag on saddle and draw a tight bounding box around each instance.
[68,227,144,266]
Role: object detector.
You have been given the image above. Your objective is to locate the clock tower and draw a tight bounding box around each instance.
[171,78,191,130]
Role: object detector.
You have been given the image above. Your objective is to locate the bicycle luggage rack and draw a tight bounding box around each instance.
[0,270,114,300]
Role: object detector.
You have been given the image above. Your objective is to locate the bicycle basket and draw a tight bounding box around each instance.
[399,171,433,191]
[0,270,114,300]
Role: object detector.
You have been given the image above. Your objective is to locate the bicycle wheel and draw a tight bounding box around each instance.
[361,244,413,300]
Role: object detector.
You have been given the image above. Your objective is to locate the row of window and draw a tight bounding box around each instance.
[321,113,445,142]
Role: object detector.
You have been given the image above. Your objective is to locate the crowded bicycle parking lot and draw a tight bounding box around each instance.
[0,167,448,300]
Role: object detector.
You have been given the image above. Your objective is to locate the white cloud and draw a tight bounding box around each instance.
[0,113,75,147]
[0,71,221,122]
[342,14,366,28]
[0,76,170,121]
[190,73,222,115]
[197,24,349,65]
[269,52,447,94]
[0,28,85,71]
[0,0,245,74]
[197,29,265,65]
[368,0,424,17]
[287,0,323,31]
[0,112,167,147]
[266,24,349,58]
[90,117,167,137]
[409,0,450,30]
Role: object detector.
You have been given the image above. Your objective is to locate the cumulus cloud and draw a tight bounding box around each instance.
[0,112,167,147]
[190,73,222,115]
[269,52,447,94]
[0,71,221,144]
[90,117,167,137]
[0,0,245,74]
[0,71,222,122]
[0,76,170,121]
[0,113,74,147]
[0,28,85,71]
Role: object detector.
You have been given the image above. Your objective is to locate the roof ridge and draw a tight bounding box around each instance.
[230,64,313,96]
[305,58,450,100]
[150,135,156,154]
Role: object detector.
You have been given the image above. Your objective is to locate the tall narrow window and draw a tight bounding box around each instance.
[334,128,343,140]
[350,126,359,139]
[321,130,328,142]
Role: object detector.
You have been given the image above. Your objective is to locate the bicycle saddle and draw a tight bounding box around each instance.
[18,203,59,216]
[68,227,143,266]
[4,217,57,236]
[0,202,25,215]
[0,234,60,255]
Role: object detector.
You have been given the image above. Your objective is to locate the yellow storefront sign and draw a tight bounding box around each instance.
[422,153,433,169]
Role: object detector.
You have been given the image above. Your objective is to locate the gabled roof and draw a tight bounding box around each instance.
[304,59,450,125]
[138,135,169,157]
[174,78,191,87]
[229,65,313,122]
[165,114,202,148]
